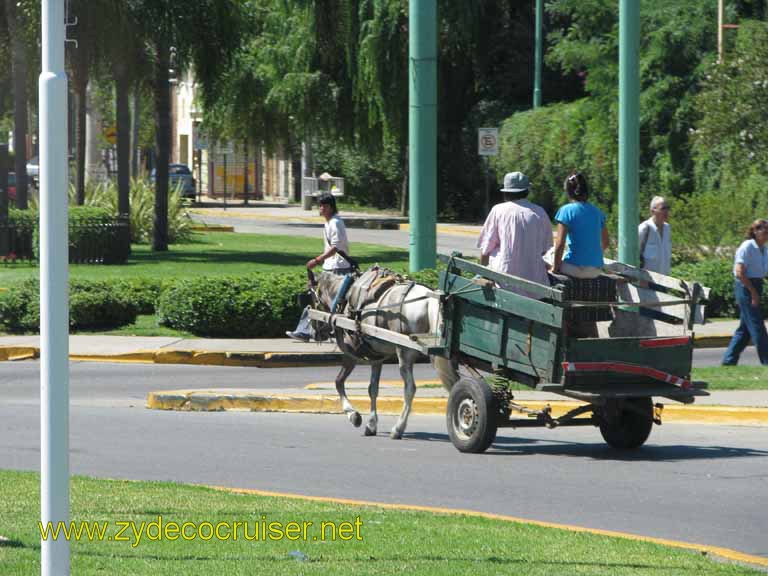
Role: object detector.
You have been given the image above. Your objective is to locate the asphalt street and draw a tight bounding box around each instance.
[1,361,766,559]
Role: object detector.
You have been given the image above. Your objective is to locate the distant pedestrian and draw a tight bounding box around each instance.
[639,196,672,275]
[477,171,552,297]
[722,219,768,366]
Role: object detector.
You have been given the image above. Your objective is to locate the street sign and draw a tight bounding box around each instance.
[478,128,499,156]
[105,126,117,145]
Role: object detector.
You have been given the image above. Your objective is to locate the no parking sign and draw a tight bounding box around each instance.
[478,128,499,156]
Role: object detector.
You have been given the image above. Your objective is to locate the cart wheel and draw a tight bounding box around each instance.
[599,397,653,450]
[446,377,497,453]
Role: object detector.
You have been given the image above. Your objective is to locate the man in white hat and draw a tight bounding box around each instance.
[477,171,552,296]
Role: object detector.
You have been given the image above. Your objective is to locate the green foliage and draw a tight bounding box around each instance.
[496,99,615,215]
[672,259,741,319]
[537,0,717,206]
[672,175,768,261]
[156,274,306,338]
[0,278,139,333]
[693,20,768,193]
[54,178,192,244]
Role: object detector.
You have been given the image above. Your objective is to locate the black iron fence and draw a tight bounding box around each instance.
[0,216,130,264]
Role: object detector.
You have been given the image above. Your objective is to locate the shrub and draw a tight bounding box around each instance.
[0,278,139,333]
[110,278,163,315]
[157,274,306,338]
[670,259,759,319]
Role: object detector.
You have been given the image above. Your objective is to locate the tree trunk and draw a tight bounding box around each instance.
[75,79,87,205]
[115,74,131,217]
[131,87,141,179]
[152,43,170,251]
[242,137,249,205]
[5,0,28,209]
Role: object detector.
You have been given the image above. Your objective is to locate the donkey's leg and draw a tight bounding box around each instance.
[365,362,383,436]
[391,349,418,439]
[336,356,362,427]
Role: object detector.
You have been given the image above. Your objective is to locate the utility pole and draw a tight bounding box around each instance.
[618,0,640,266]
[717,0,740,64]
[534,0,544,108]
[408,0,437,272]
[40,0,70,574]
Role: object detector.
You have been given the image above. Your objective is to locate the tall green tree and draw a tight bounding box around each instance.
[3,0,30,208]
[126,0,244,251]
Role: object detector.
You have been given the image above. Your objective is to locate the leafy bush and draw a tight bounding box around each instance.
[157,274,306,338]
[671,259,758,319]
[672,178,768,261]
[109,278,163,315]
[0,279,139,333]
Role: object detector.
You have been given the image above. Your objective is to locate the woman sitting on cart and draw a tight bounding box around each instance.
[551,172,609,279]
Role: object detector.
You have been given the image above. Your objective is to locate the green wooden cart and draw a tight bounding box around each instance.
[309,253,710,453]
[433,254,710,453]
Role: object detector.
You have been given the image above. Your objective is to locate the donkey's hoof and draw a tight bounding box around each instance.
[390,429,403,440]
[364,426,376,437]
[349,412,362,428]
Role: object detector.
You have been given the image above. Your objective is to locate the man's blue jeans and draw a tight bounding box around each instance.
[722,279,768,365]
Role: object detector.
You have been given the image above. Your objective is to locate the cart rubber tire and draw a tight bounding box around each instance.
[599,397,653,450]
[446,377,497,453]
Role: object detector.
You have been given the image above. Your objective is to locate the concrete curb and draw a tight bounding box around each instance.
[0,346,39,361]
[146,391,768,425]
[189,225,235,232]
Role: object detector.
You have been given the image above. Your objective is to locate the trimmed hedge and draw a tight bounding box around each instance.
[157,274,306,338]
[0,269,441,337]
[0,278,141,333]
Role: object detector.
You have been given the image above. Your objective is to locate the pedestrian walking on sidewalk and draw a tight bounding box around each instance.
[638,196,672,275]
[722,219,768,365]
[287,193,352,342]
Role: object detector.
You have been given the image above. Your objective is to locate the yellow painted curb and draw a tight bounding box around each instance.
[399,223,480,237]
[145,391,768,425]
[692,335,732,348]
[209,484,768,569]
[70,351,157,364]
[0,346,39,361]
[189,225,235,232]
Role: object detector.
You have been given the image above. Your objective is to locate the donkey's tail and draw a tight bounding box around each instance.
[432,355,460,391]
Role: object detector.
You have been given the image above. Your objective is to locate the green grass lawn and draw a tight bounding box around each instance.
[0,231,410,282]
[0,470,761,575]
[691,366,768,390]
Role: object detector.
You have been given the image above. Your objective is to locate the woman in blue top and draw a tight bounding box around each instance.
[552,172,609,278]
[722,219,768,366]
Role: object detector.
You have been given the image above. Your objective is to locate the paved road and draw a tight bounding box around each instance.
[1,362,766,559]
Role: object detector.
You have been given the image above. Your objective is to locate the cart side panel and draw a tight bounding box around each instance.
[454,299,560,382]
[563,336,694,393]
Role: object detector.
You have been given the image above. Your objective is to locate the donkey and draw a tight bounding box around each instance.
[312,268,459,439]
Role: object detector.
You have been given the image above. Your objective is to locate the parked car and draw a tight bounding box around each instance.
[151,163,196,199]
[7,172,16,202]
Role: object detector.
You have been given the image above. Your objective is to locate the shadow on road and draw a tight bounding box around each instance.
[403,431,768,462]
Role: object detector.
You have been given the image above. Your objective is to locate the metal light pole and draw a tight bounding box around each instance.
[408,0,437,272]
[40,0,70,574]
[618,0,640,266]
[534,0,544,108]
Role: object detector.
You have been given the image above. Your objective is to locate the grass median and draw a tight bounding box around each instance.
[0,231,410,281]
[0,470,762,575]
